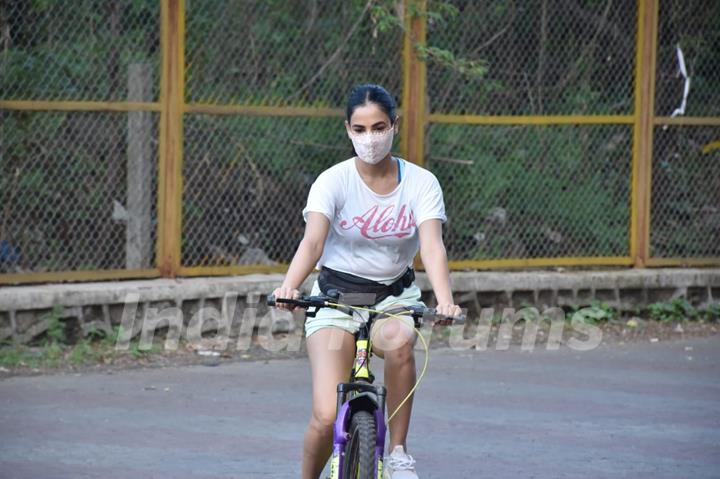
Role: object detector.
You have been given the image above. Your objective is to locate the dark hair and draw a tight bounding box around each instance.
[345,83,397,124]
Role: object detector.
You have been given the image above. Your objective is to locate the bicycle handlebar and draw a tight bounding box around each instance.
[266,294,465,325]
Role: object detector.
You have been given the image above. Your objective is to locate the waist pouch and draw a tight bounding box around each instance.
[318,266,415,305]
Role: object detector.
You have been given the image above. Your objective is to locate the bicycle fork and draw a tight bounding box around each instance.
[329,382,387,479]
[329,327,387,478]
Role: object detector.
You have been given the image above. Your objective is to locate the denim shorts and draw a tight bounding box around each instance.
[304,280,425,338]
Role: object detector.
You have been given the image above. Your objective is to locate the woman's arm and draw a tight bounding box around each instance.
[282,212,330,288]
[273,212,330,308]
[418,219,462,317]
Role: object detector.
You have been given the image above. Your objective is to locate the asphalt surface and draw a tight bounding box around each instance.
[1,335,719,478]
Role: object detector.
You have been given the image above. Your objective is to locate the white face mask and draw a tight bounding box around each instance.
[348,127,395,165]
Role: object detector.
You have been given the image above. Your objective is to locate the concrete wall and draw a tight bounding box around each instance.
[1,269,718,344]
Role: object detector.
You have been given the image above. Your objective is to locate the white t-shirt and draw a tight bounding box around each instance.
[302,157,446,282]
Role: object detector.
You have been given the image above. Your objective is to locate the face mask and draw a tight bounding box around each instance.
[348,127,395,165]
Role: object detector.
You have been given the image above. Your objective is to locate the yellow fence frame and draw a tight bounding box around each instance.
[0,0,718,284]
[156,0,185,278]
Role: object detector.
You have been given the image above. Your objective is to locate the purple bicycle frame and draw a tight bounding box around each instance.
[329,385,387,478]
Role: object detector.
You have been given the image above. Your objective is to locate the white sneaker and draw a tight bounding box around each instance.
[384,445,419,479]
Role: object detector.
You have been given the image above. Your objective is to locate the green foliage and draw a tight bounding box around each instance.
[370,5,403,33]
[647,298,697,323]
[0,347,23,367]
[130,340,161,358]
[0,0,159,101]
[43,341,65,367]
[0,323,161,370]
[84,325,106,341]
[490,312,504,325]
[415,45,487,78]
[370,0,487,80]
[702,303,720,322]
[430,123,631,259]
[43,305,66,345]
[69,339,93,364]
[100,325,124,348]
[567,301,616,325]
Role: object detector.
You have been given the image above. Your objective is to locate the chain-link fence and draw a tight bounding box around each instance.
[427,0,637,116]
[1,0,160,282]
[181,115,349,268]
[1,110,158,274]
[428,123,633,261]
[651,126,720,259]
[1,0,718,284]
[1,1,160,102]
[649,0,720,261]
[185,0,402,107]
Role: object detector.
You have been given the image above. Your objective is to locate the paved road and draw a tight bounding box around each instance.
[1,336,719,478]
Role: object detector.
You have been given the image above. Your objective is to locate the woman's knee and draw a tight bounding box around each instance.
[310,403,337,430]
[372,317,416,354]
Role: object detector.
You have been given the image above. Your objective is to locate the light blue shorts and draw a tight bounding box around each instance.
[304,280,425,338]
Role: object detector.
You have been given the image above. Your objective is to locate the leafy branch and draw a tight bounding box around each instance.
[369,0,487,79]
[414,44,487,77]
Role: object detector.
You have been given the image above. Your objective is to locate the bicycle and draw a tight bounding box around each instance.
[267,290,464,479]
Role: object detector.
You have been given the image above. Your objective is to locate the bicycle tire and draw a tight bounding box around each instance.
[343,410,376,479]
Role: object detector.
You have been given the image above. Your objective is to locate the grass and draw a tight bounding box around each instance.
[0,324,163,370]
[564,299,720,326]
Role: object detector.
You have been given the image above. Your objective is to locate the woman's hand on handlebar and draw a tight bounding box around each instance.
[435,303,462,325]
[271,285,300,311]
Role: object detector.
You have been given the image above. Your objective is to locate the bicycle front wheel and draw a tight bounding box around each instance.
[343,410,376,479]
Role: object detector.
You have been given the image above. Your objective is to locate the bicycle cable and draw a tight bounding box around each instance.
[325,302,430,423]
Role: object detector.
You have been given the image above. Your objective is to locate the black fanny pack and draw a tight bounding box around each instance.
[318,266,415,305]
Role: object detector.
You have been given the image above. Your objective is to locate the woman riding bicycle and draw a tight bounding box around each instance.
[272,83,461,479]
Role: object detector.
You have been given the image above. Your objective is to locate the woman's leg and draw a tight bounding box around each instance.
[371,316,417,451]
[302,327,356,479]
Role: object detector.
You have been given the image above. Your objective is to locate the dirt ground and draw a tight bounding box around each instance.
[1,318,717,378]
